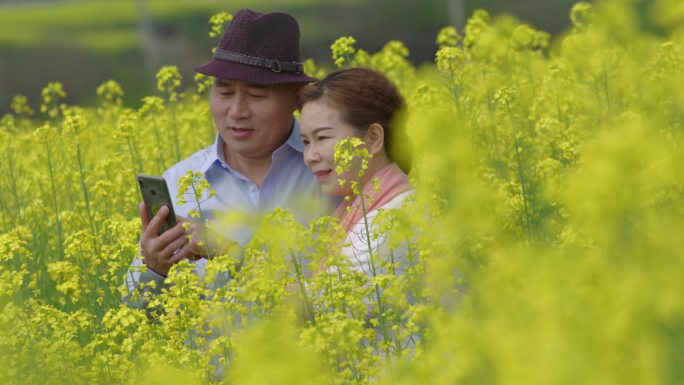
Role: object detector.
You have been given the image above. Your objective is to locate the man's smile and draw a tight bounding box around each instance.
[228,126,255,139]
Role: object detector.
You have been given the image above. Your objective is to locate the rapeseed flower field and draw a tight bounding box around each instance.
[1,1,683,384]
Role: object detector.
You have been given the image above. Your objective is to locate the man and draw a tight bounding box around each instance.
[124,9,330,306]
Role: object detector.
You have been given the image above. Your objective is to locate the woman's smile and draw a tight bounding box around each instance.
[314,169,333,182]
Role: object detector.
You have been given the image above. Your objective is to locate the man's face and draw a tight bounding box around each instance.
[210,78,298,162]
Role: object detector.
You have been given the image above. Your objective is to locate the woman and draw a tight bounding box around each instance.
[299,67,413,274]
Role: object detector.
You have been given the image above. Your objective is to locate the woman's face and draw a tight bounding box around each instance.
[300,98,363,196]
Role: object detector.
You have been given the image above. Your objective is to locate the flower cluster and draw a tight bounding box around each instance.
[208,12,233,39]
[156,65,183,103]
[331,36,357,68]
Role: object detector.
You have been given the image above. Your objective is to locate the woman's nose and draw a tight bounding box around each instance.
[304,144,321,166]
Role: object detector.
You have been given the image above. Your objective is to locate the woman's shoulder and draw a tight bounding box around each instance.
[352,189,414,227]
[379,189,414,211]
[342,189,414,272]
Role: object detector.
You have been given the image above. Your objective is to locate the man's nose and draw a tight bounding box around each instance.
[227,94,250,120]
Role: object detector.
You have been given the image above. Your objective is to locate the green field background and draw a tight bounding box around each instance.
[0,0,579,115]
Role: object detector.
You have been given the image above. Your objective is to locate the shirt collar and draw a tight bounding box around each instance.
[200,118,305,174]
[199,136,221,174]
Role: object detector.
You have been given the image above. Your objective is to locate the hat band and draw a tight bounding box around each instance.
[213,49,303,74]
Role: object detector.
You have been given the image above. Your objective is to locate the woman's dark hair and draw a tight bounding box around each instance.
[299,67,411,173]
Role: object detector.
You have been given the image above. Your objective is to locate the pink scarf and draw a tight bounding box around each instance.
[334,163,412,234]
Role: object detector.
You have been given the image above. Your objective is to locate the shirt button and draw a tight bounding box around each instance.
[249,185,256,192]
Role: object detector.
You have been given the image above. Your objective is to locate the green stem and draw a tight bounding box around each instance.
[0,194,12,226]
[171,103,181,163]
[593,76,604,126]
[357,185,396,374]
[130,135,144,174]
[151,116,166,171]
[554,78,563,123]
[290,249,316,325]
[603,63,611,117]
[75,240,99,317]
[190,183,210,257]
[506,101,533,236]
[44,139,64,260]
[51,98,58,123]
[527,55,537,96]
[388,248,402,353]
[73,144,103,313]
[126,137,139,180]
[343,53,353,67]
[76,143,97,238]
[483,72,502,165]
[6,145,22,223]
[330,268,339,313]
[448,66,459,103]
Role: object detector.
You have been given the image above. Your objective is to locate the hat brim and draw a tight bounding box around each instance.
[194,58,317,85]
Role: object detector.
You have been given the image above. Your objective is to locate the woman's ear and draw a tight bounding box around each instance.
[365,123,385,155]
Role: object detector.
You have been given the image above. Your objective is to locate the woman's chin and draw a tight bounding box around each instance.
[320,181,350,197]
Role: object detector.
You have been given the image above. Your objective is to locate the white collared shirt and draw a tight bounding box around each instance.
[125,119,333,303]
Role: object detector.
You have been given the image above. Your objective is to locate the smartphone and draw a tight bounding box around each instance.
[137,174,177,235]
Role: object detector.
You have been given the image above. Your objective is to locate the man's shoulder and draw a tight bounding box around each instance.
[162,145,214,183]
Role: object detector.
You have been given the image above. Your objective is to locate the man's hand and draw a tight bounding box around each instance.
[139,203,195,276]
[177,216,210,260]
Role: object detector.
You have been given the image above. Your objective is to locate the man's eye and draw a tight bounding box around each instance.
[249,93,266,98]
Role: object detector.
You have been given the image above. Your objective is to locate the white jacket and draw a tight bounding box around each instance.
[341,190,414,277]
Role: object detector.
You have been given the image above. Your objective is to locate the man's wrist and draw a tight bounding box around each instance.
[143,260,168,278]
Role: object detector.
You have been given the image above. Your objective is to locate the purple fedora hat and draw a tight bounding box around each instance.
[195,9,316,85]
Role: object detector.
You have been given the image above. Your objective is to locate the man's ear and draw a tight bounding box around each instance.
[293,84,310,109]
[365,123,385,155]
[293,83,312,99]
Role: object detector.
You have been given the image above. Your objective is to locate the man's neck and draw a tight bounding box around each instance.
[222,143,273,187]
